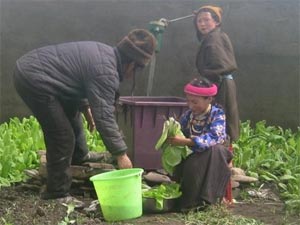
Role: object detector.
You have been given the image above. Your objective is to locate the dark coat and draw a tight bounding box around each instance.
[195,28,240,141]
[16,41,127,155]
[174,144,233,208]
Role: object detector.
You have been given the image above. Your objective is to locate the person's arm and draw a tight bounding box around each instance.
[87,75,132,169]
[167,110,195,147]
[168,108,226,152]
[167,135,195,147]
[79,99,96,132]
[82,105,96,132]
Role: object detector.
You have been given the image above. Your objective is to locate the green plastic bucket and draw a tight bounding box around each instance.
[90,168,144,221]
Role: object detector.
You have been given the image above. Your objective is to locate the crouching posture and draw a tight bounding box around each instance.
[167,77,232,212]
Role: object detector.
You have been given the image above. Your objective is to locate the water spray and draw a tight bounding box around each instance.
[146,14,194,96]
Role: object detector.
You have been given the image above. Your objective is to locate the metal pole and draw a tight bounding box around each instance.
[167,14,194,23]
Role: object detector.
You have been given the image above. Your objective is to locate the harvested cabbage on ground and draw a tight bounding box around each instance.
[142,183,182,210]
[155,117,192,175]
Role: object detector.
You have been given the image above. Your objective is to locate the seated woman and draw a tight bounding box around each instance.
[167,77,233,212]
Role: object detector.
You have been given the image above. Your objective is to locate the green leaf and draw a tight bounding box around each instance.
[278,182,287,191]
[163,146,182,166]
[142,183,182,210]
[155,120,169,150]
[280,174,297,181]
[155,117,192,175]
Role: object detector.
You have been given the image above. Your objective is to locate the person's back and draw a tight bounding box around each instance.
[16,41,117,99]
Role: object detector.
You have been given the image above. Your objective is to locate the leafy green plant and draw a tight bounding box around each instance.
[233,120,300,214]
[0,116,106,187]
[142,183,182,210]
[82,119,106,151]
[155,117,192,175]
[0,116,42,186]
[58,203,76,225]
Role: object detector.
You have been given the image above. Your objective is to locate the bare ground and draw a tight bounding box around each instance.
[0,183,299,225]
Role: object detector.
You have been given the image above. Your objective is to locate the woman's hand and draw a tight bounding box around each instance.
[167,135,194,146]
[82,106,96,132]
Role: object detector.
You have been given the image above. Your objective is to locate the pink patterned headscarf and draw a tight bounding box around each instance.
[184,83,217,96]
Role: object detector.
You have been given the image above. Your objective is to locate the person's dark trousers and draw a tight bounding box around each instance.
[173,145,232,211]
[62,99,89,165]
[13,68,88,199]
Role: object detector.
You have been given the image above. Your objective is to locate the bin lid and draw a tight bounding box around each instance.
[119,96,187,106]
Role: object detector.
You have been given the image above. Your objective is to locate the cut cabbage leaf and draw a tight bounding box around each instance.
[155,117,192,175]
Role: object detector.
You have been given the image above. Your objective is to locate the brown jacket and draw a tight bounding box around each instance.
[195,27,240,142]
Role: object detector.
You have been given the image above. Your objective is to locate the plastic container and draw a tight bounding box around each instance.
[89,168,144,221]
[143,197,177,213]
[116,96,187,169]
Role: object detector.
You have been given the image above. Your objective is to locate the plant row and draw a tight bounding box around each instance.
[0,117,299,214]
[233,120,300,214]
[0,116,105,186]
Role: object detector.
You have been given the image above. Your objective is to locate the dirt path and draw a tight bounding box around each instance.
[0,184,299,225]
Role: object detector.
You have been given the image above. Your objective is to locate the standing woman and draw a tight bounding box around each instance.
[193,5,240,143]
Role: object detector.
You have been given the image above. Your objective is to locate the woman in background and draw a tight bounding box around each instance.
[193,5,240,143]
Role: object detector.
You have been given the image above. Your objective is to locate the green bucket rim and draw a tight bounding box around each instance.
[89,168,144,182]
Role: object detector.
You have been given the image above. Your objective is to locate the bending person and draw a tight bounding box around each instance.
[13,29,156,207]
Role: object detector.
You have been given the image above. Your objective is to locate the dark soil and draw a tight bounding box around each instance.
[0,183,299,225]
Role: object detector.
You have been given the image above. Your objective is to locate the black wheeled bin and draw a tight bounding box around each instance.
[116,96,188,170]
